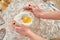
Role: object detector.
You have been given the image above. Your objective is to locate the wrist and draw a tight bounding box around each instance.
[33,11,44,18]
[26,30,34,38]
[27,30,47,40]
[39,12,46,18]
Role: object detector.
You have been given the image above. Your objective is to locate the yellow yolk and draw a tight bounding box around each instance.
[22,16,32,23]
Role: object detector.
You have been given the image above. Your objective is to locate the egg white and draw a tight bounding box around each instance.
[14,11,34,26]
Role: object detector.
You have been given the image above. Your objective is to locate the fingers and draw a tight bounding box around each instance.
[12,21,22,31]
[14,26,21,30]
[24,4,39,11]
[12,20,21,27]
[12,20,15,25]
[15,27,25,31]
[12,20,27,28]
[24,4,32,10]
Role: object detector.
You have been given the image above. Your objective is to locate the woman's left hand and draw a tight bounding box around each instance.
[12,20,32,36]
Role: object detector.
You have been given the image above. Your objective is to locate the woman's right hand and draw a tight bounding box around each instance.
[24,4,60,20]
[24,4,42,18]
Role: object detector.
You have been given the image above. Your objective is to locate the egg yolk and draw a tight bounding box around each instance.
[22,16,32,23]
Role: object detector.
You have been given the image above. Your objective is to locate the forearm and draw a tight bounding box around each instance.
[40,10,60,20]
[27,31,46,40]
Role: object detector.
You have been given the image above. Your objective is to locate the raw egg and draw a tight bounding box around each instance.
[21,15,32,23]
[14,11,34,26]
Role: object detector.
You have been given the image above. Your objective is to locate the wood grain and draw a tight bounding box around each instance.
[0,0,12,11]
[48,0,60,8]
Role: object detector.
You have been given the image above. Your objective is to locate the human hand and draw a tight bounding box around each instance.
[24,4,42,18]
[24,4,60,20]
[12,20,32,36]
[12,21,46,40]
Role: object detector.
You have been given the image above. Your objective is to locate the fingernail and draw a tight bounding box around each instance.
[13,23,15,24]
[29,4,31,6]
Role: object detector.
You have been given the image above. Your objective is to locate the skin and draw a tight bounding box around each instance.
[12,4,60,40]
[24,4,60,20]
[12,21,46,40]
